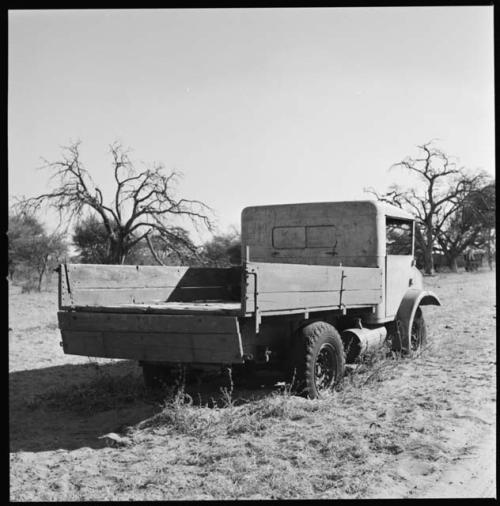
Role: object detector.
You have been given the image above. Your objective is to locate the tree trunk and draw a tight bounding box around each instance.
[423,225,435,275]
[109,239,128,265]
[447,256,459,272]
[423,245,435,275]
[487,228,493,270]
[37,257,48,291]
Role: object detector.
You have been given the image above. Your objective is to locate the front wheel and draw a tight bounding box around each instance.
[410,308,427,352]
[389,307,427,355]
[289,321,345,399]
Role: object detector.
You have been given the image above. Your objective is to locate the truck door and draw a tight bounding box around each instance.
[385,218,414,318]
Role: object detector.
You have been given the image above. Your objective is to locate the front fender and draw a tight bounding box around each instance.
[392,289,441,353]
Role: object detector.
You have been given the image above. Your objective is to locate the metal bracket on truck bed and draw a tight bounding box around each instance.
[338,267,347,314]
[59,264,75,310]
[246,267,261,334]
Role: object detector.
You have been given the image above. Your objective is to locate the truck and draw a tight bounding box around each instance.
[57,200,441,399]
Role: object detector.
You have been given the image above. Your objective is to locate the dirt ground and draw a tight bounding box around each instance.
[9,269,496,500]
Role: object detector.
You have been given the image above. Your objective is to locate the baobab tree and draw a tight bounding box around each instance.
[19,141,214,264]
[366,141,492,274]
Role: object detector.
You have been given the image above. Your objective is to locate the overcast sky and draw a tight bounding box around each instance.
[8,7,494,243]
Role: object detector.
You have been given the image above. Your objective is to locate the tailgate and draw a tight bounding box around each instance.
[58,311,244,364]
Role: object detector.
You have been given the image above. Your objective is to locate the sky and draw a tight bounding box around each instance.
[8,7,495,244]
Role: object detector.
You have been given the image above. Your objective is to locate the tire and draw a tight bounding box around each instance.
[289,321,345,399]
[410,307,427,352]
[389,307,427,355]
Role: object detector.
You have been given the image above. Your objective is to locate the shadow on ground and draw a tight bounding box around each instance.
[10,361,154,452]
[9,361,283,453]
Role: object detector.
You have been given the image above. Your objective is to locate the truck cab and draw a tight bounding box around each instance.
[241,200,423,323]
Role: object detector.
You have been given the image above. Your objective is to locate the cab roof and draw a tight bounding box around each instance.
[242,200,414,221]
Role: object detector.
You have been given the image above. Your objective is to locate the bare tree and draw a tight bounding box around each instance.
[366,141,491,274]
[18,141,213,264]
[434,182,495,271]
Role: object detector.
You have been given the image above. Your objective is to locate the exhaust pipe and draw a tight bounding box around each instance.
[341,326,387,362]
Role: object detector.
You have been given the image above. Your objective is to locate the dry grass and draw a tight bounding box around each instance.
[9,269,496,500]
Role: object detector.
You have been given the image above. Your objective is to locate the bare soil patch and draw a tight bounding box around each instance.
[9,271,496,500]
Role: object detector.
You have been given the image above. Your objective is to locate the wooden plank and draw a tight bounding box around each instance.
[67,264,240,289]
[67,263,189,289]
[61,330,244,363]
[244,304,377,318]
[58,311,240,334]
[247,262,382,292]
[168,267,241,287]
[257,291,341,312]
[62,286,235,308]
[341,289,383,306]
[166,267,241,302]
[342,267,383,291]
[246,288,381,313]
[249,262,343,293]
[65,302,242,316]
[166,286,238,303]
[61,287,174,308]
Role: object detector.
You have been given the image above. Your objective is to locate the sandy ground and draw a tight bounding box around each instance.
[422,428,496,498]
[9,269,496,500]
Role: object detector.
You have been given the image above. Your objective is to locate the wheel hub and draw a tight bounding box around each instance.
[411,320,422,351]
[314,343,336,391]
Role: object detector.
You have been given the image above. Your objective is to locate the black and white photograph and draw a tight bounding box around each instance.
[8,6,495,500]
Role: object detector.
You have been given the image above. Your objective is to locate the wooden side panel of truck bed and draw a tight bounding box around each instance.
[243,261,383,314]
[59,263,241,309]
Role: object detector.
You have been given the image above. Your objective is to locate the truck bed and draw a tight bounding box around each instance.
[59,262,384,318]
[57,262,384,364]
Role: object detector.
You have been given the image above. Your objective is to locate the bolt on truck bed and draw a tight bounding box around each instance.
[57,261,383,364]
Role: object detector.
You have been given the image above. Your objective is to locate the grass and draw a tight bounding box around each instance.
[24,343,413,464]
[23,338,417,437]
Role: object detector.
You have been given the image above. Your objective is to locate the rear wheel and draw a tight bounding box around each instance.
[289,321,345,399]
